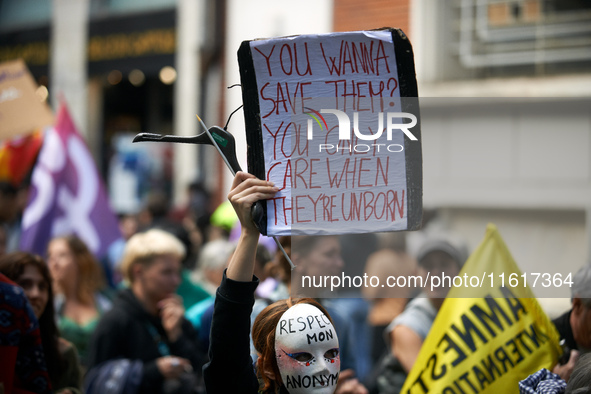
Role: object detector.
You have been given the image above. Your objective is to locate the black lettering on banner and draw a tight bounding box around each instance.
[458,372,479,393]
[428,353,447,380]
[493,345,514,372]
[439,333,467,367]
[499,287,527,322]
[471,365,492,390]
[404,290,553,393]
[409,374,429,393]
[522,322,548,349]
[451,314,489,352]
[514,331,533,354]
[505,338,525,365]
[453,379,466,394]
[480,354,502,382]
[470,297,514,337]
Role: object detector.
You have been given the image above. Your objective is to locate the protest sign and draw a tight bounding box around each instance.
[238,29,422,236]
[0,59,54,140]
[401,224,562,393]
[20,104,121,259]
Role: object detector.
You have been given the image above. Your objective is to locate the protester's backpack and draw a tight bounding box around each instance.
[84,359,143,394]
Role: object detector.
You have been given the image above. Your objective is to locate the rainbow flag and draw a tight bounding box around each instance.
[0,131,43,188]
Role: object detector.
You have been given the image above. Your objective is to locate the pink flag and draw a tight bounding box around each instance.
[20,104,121,258]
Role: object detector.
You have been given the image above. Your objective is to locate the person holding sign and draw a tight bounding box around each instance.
[203,172,367,394]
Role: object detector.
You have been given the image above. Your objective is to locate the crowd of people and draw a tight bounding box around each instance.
[1,172,590,393]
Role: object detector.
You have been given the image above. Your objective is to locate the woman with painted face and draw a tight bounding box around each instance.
[203,172,367,394]
[0,252,83,394]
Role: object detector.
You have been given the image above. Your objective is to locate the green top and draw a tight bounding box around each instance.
[57,316,99,367]
[54,292,112,367]
[177,269,210,310]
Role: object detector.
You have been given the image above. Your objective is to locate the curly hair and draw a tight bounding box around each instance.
[252,297,334,393]
[0,252,63,384]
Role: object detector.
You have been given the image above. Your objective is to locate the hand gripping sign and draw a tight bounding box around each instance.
[238,28,423,236]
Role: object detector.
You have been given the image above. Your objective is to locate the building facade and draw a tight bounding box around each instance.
[2,1,590,310]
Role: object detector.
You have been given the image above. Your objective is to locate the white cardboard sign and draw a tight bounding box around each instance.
[239,29,422,236]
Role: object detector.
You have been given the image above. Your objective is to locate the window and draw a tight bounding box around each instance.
[449,0,591,78]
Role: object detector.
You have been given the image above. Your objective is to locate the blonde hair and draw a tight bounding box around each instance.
[120,229,185,282]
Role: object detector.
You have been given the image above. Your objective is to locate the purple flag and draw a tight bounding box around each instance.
[20,104,121,258]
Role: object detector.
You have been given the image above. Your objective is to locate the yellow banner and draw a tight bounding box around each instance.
[401,224,562,393]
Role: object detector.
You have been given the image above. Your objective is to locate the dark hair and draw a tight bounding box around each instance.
[0,252,63,383]
[252,298,334,393]
[0,181,18,196]
[255,244,272,272]
[291,235,323,258]
[266,236,292,285]
[144,191,169,219]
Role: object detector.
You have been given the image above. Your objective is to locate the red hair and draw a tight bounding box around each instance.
[52,235,105,305]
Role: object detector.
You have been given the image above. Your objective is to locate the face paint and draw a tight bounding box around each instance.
[275,303,340,394]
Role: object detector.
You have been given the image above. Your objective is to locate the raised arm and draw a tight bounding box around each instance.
[203,172,278,394]
[226,172,278,282]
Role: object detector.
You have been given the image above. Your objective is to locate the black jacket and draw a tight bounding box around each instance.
[553,310,577,351]
[88,288,205,393]
[202,272,290,394]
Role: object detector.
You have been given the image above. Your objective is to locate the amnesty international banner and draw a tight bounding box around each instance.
[401,224,562,393]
